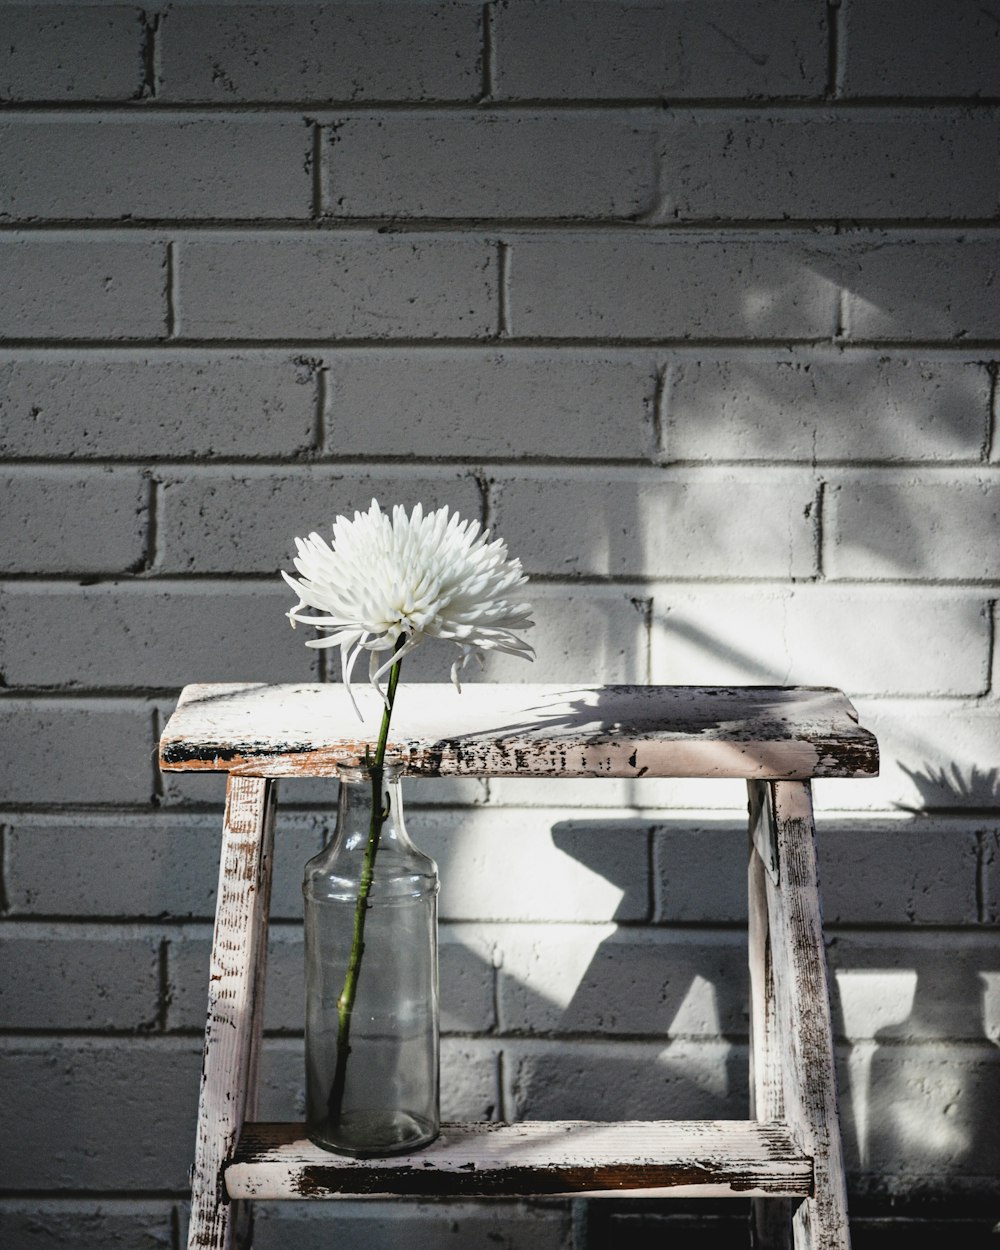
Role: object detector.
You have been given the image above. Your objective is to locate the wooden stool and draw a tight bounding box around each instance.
[159,683,878,1250]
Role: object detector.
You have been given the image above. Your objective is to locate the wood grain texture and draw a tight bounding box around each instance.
[749,780,795,1248]
[223,1120,814,1200]
[187,776,276,1250]
[159,683,878,780]
[763,781,851,1250]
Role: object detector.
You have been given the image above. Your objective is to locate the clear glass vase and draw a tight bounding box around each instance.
[303,759,440,1156]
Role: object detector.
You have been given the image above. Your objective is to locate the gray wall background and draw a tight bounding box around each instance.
[1,1,999,1246]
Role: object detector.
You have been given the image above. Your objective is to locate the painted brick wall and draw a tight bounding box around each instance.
[1,2,998,1246]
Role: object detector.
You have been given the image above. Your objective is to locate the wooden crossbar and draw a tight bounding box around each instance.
[225,1119,814,1200]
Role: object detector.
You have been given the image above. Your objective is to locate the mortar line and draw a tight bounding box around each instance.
[652,360,670,463]
[164,240,178,339]
[827,0,845,99]
[495,1047,506,1121]
[0,824,10,915]
[314,361,330,455]
[985,598,997,697]
[814,479,827,580]
[985,363,998,461]
[170,1204,181,1250]
[13,96,1000,114]
[145,475,160,574]
[311,120,325,219]
[976,830,988,923]
[151,705,165,802]
[475,469,492,531]
[835,286,848,340]
[156,936,170,1031]
[9,334,1000,351]
[141,11,160,100]
[496,239,511,337]
[481,3,497,102]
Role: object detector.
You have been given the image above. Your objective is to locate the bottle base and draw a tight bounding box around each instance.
[307,1108,439,1157]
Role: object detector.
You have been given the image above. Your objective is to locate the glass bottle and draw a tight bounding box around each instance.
[303,758,439,1156]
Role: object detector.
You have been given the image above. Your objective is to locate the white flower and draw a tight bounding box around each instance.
[283,499,534,717]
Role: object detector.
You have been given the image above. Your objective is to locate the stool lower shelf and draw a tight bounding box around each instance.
[225,1119,814,1200]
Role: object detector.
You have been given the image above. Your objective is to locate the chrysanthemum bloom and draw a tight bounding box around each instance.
[283,499,534,716]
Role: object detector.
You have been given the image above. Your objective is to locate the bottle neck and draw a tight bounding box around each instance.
[335,765,412,852]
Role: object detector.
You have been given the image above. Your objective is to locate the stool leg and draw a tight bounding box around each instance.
[187,776,277,1250]
[753,780,851,1250]
[748,781,793,1249]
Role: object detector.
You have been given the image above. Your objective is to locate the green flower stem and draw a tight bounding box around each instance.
[327,637,405,1124]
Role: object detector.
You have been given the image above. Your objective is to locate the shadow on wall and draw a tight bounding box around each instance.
[899,762,1000,812]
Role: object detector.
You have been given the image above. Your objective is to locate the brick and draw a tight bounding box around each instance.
[371,585,649,686]
[663,358,990,462]
[509,237,838,339]
[256,1035,500,1122]
[841,0,1000,97]
[0,583,320,688]
[657,112,1000,220]
[178,236,495,339]
[5,814,320,921]
[0,119,311,222]
[167,925,494,1035]
[0,1201,174,1250]
[0,6,145,102]
[326,350,654,460]
[504,1038,748,1120]
[443,1039,502,1121]
[841,1043,1000,1182]
[602,1211,998,1249]
[0,354,318,460]
[0,924,160,1030]
[0,1039,201,1190]
[408,807,650,922]
[650,586,990,696]
[0,469,147,573]
[0,701,154,805]
[497,926,747,1038]
[159,4,481,102]
[829,931,1000,1043]
[157,468,482,573]
[839,237,1000,342]
[654,817,980,925]
[489,471,816,578]
[983,831,1000,924]
[481,588,648,684]
[487,772,750,811]
[326,113,656,219]
[493,0,827,100]
[820,822,981,925]
[652,821,747,923]
[250,1201,571,1250]
[816,700,1000,816]
[827,476,1000,580]
[598,1210,750,1250]
[0,239,167,340]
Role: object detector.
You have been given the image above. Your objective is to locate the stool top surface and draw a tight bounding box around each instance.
[158,683,878,780]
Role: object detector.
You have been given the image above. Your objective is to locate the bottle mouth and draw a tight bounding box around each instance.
[336,754,405,782]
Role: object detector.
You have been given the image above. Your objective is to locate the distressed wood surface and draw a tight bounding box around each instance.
[761,781,851,1250]
[187,777,276,1250]
[224,1120,814,1201]
[159,683,878,780]
[748,781,795,1248]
